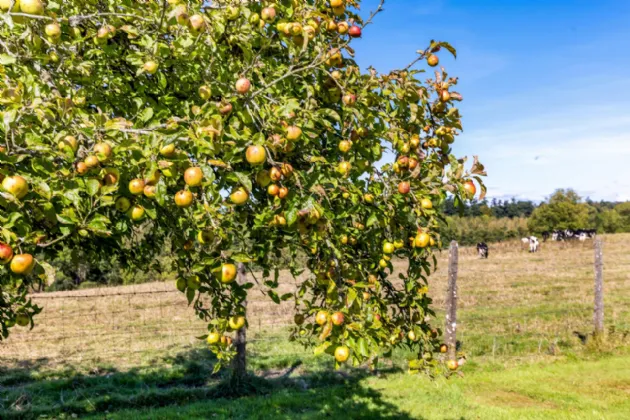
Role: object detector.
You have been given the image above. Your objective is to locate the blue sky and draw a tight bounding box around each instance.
[353,0,630,202]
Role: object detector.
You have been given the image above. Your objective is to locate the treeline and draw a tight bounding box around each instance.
[441,189,630,246]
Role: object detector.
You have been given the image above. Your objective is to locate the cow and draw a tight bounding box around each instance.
[529,236,539,253]
[542,231,550,242]
[477,243,489,259]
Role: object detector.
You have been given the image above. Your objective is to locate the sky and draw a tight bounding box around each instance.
[352,0,630,202]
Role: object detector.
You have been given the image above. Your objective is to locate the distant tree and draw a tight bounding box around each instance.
[528,189,593,233]
[614,202,630,231]
[596,209,623,233]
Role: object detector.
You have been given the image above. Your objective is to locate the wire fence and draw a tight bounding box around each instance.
[0,237,628,368]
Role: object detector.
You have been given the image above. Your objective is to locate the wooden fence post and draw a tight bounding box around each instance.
[445,241,459,361]
[593,238,604,336]
[232,263,248,381]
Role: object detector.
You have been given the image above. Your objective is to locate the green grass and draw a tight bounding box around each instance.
[1,336,628,419]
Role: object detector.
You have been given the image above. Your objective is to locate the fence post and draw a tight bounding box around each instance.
[232,263,248,381]
[445,241,459,361]
[593,238,604,336]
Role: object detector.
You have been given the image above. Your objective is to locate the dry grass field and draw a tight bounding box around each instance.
[0,234,628,418]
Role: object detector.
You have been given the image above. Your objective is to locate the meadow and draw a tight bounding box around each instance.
[0,234,628,419]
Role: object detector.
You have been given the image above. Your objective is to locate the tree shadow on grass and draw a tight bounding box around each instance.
[0,346,422,419]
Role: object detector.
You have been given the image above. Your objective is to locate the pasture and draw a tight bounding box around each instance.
[0,234,629,419]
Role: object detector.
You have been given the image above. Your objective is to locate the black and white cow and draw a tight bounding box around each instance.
[528,236,539,253]
[477,243,489,259]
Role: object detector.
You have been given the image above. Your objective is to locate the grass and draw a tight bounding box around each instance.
[0,234,629,418]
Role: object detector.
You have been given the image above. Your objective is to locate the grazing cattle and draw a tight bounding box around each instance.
[542,231,550,242]
[529,236,539,253]
[477,243,489,259]
[521,237,530,245]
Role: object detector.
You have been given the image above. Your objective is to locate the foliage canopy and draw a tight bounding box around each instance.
[0,0,484,372]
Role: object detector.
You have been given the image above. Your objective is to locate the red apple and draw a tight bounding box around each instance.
[0,242,14,264]
[348,25,361,38]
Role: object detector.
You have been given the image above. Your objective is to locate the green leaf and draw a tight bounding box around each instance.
[0,54,16,65]
[86,179,101,197]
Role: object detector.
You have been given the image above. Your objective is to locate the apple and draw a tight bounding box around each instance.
[348,25,361,38]
[58,135,78,153]
[175,8,189,26]
[332,6,345,17]
[337,21,349,34]
[342,93,356,106]
[226,5,240,20]
[45,23,61,39]
[187,275,201,290]
[278,186,288,199]
[245,145,266,165]
[128,204,145,221]
[410,135,421,149]
[19,0,44,15]
[294,314,305,325]
[427,54,439,67]
[414,232,430,248]
[440,90,451,102]
[397,156,409,168]
[255,170,271,187]
[421,198,433,209]
[331,70,342,80]
[184,167,203,187]
[188,14,204,32]
[97,26,110,39]
[286,126,302,141]
[176,277,187,292]
[315,310,328,326]
[408,330,418,342]
[340,235,348,245]
[331,312,344,326]
[94,142,112,162]
[84,156,100,169]
[274,215,287,226]
[128,179,145,195]
[0,242,14,264]
[198,85,211,100]
[103,171,118,185]
[447,359,458,371]
[408,157,419,170]
[10,253,35,275]
[261,6,276,22]
[338,140,352,153]
[160,143,176,157]
[325,20,337,32]
[440,344,448,353]
[2,175,28,199]
[221,263,237,283]
[398,181,410,194]
[393,240,404,249]
[269,166,282,181]
[330,0,345,7]
[230,187,249,205]
[0,0,20,12]
[207,332,220,344]
[16,313,30,327]
[174,190,193,207]
[337,161,351,176]
[229,315,246,330]
[267,184,279,196]
[281,163,294,177]
[235,77,251,94]
[364,193,374,203]
[334,346,350,363]
[463,180,477,197]
[382,242,395,254]
[115,197,131,212]
[143,60,159,74]
[193,231,211,245]
[219,103,233,115]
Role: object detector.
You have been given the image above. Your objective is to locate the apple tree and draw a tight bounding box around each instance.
[0,0,485,372]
